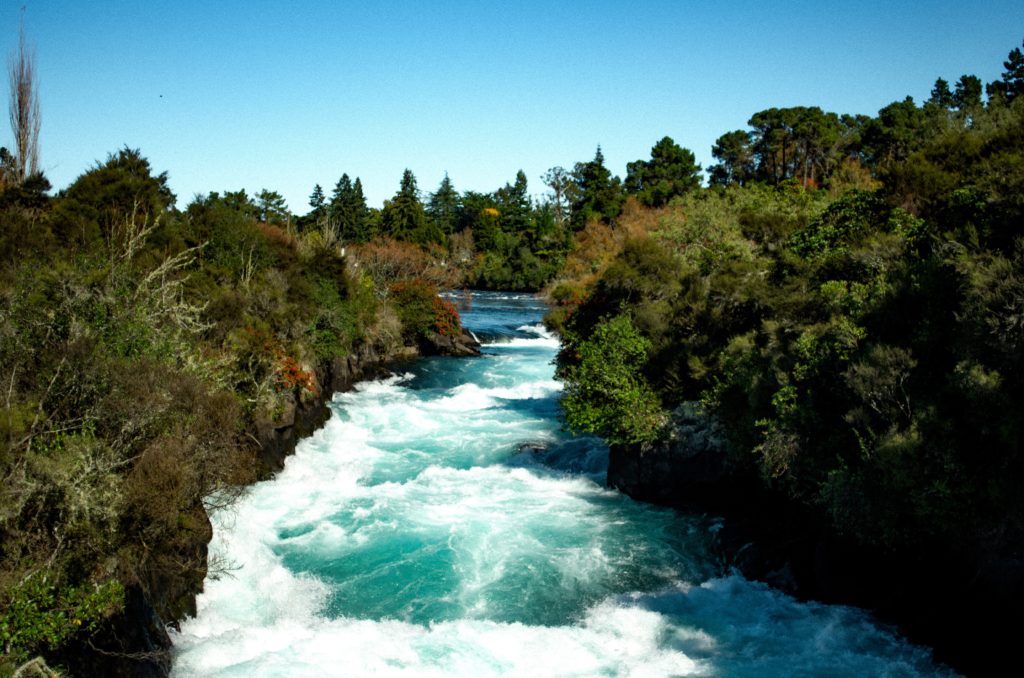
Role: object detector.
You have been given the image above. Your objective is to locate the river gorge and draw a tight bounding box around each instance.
[170,292,954,677]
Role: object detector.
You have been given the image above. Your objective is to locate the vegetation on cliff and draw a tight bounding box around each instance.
[553,41,1024,565]
[0,144,473,673]
[295,136,705,293]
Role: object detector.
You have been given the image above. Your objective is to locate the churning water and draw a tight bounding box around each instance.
[171,292,955,677]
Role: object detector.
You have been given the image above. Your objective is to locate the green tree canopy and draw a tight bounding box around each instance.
[709,130,755,187]
[999,40,1024,101]
[746,106,845,187]
[54,147,175,246]
[460,190,501,251]
[625,136,702,206]
[560,314,665,444]
[382,169,440,245]
[862,97,927,166]
[542,166,572,226]
[427,173,460,237]
[953,75,983,111]
[306,183,326,230]
[255,189,290,226]
[928,78,954,109]
[496,170,531,236]
[570,146,624,229]
[330,174,372,243]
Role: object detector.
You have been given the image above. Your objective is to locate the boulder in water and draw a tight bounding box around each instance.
[422,329,481,357]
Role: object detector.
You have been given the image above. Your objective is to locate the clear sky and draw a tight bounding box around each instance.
[3,1,1023,212]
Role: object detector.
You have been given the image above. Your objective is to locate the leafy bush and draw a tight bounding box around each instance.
[560,314,665,444]
[0,149,393,668]
[0,576,124,654]
[554,89,1024,560]
[388,278,463,342]
[432,296,461,337]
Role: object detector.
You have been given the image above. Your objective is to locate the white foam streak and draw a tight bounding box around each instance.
[484,335,561,349]
[175,572,954,677]
[175,594,704,678]
[429,381,561,412]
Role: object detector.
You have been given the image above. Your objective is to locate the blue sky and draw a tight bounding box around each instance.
[4,1,1023,212]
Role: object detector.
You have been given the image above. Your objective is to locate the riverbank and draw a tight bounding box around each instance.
[74,327,480,678]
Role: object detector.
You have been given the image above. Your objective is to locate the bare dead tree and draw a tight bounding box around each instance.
[8,21,41,181]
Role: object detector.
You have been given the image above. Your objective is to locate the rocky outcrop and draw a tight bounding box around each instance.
[54,582,175,678]
[255,335,475,473]
[607,402,733,509]
[421,329,481,357]
[254,341,407,473]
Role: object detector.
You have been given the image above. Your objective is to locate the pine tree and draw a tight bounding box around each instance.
[1002,41,1024,101]
[953,75,983,110]
[308,183,326,227]
[327,174,372,243]
[709,130,754,186]
[496,170,531,236]
[928,78,954,109]
[329,174,353,224]
[427,173,460,237]
[256,189,289,226]
[348,178,372,242]
[381,169,436,244]
[570,146,623,229]
[624,136,702,206]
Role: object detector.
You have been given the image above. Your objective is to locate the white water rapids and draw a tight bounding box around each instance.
[171,292,955,677]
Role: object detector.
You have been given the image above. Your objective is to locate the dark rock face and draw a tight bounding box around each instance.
[83,342,393,675]
[607,403,732,509]
[255,342,397,473]
[421,330,481,357]
[57,586,172,678]
[607,402,1024,677]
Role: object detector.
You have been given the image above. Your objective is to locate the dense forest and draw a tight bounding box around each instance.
[0,36,698,673]
[551,40,1024,674]
[1,17,1023,676]
[292,137,699,292]
[0,142,492,672]
[554,38,1024,543]
[0,30,703,671]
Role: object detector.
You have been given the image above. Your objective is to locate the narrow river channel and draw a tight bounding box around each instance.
[171,292,954,677]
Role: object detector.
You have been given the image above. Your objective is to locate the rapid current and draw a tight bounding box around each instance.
[172,292,956,677]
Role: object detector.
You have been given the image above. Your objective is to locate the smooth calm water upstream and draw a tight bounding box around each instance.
[172,292,955,677]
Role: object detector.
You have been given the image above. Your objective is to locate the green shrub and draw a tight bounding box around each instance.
[0,575,123,656]
[388,279,462,342]
[561,314,665,444]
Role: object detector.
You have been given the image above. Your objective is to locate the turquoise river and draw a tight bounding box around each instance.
[171,292,956,677]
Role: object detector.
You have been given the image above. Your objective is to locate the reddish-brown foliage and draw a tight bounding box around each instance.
[349,237,459,291]
[256,222,298,251]
[432,296,461,337]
